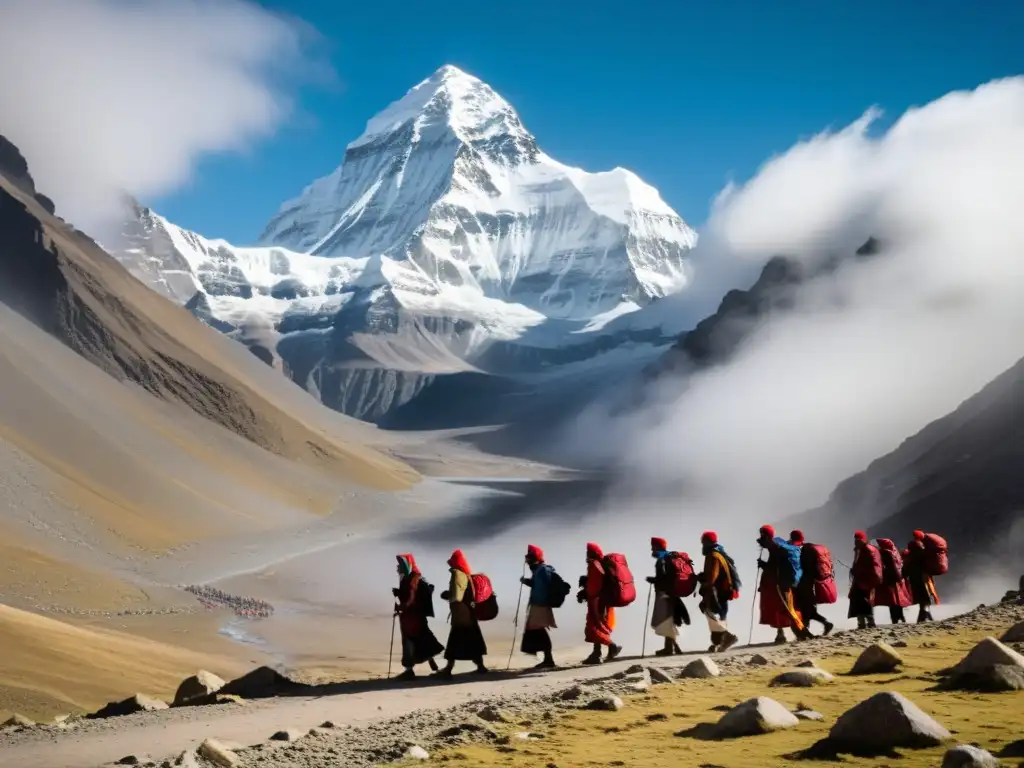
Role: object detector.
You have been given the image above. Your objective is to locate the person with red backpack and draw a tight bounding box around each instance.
[875,538,913,624]
[577,542,623,665]
[849,531,882,629]
[756,525,810,644]
[697,531,740,652]
[789,531,835,637]
[644,537,691,656]
[393,553,444,680]
[437,549,488,678]
[902,530,940,623]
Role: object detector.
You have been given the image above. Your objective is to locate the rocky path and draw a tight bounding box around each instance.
[2,601,1022,768]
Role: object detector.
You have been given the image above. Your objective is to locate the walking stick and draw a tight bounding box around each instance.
[387,610,397,679]
[506,564,526,671]
[747,547,764,646]
[640,582,653,658]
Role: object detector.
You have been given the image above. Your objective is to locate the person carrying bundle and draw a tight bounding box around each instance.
[697,531,740,652]
[393,553,444,680]
[519,544,569,669]
[902,530,943,623]
[438,549,489,678]
[849,531,882,629]
[756,525,810,644]
[789,530,836,636]
[875,538,913,624]
[645,537,692,656]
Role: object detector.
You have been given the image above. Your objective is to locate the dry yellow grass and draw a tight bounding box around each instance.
[440,620,1024,767]
[0,605,246,722]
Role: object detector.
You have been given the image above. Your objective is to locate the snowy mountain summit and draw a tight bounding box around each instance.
[113,65,697,422]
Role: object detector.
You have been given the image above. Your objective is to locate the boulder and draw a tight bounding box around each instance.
[850,643,904,674]
[2,714,34,728]
[405,745,429,761]
[950,637,1024,676]
[219,666,296,699]
[1001,620,1024,643]
[680,657,720,679]
[829,691,951,752]
[647,666,673,684]
[941,744,998,768]
[769,668,834,687]
[87,694,168,719]
[944,663,1024,692]
[197,739,238,768]
[998,739,1024,757]
[269,728,305,742]
[586,696,624,712]
[172,670,226,707]
[712,697,800,738]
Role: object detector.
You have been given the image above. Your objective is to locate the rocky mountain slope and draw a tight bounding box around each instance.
[111,65,697,423]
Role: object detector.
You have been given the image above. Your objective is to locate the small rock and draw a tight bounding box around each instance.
[477,706,511,724]
[2,714,34,728]
[513,731,543,741]
[829,691,951,752]
[795,659,818,668]
[319,721,337,729]
[794,709,824,721]
[557,685,584,701]
[941,744,998,768]
[712,697,799,738]
[116,757,140,766]
[172,751,201,768]
[269,728,304,742]
[198,739,238,768]
[405,745,430,760]
[586,696,624,712]
[893,640,909,648]
[647,666,673,684]
[748,654,773,666]
[850,643,904,674]
[770,668,834,687]
[631,681,650,693]
[680,657,721,679]
[172,670,226,707]
[624,664,644,674]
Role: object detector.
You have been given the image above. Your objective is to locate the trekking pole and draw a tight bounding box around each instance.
[747,547,764,646]
[640,582,653,658]
[506,564,526,671]
[387,610,397,679]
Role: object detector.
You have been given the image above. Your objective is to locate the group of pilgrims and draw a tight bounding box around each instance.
[391,526,948,679]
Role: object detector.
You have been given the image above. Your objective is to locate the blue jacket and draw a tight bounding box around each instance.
[527,564,554,606]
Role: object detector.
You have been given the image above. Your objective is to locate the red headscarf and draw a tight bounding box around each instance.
[701,531,718,544]
[526,544,544,562]
[854,530,868,543]
[789,529,805,544]
[650,537,668,551]
[397,553,420,574]
[877,538,896,551]
[913,530,925,540]
[759,524,776,539]
[448,549,471,574]
[586,542,603,560]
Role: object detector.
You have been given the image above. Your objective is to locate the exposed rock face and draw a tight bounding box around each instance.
[712,697,800,738]
[172,670,226,707]
[87,694,168,719]
[829,692,951,752]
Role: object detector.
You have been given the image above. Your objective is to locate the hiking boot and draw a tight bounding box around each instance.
[654,638,674,657]
[472,666,490,675]
[773,630,787,645]
[718,632,739,652]
[395,669,416,681]
[433,668,453,679]
[533,658,556,670]
[581,652,603,666]
[606,644,623,661]
[673,642,684,655]
[822,621,835,636]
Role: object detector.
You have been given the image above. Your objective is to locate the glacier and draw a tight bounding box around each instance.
[111,64,699,424]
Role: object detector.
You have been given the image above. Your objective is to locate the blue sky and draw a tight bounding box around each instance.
[155,0,1023,243]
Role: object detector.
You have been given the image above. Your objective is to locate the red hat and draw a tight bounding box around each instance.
[759,525,775,538]
[448,549,471,574]
[913,530,925,540]
[397,553,421,574]
[854,530,868,542]
[526,544,544,562]
[701,531,718,544]
[789,529,805,544]
[651,537,668,551]
[586,542,603,560]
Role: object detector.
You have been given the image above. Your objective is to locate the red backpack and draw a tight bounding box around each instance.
[922,533,948,576]
[801,543,834,582]
[666,552,698,598]
[601,553,636,608]
[855,544,884,589]
[470,573,498,621]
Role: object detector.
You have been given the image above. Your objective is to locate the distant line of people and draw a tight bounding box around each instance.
[390,527,948,678]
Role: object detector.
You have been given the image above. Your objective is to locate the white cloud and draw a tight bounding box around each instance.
[0,0,324,232]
